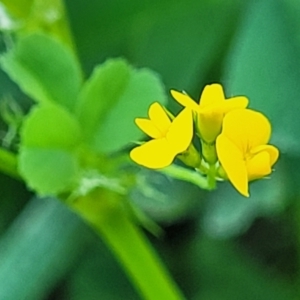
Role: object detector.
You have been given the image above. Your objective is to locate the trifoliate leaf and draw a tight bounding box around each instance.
[19,103,82,195]
[76,58,167,153]
[19,148,79,195]
[0,33,81,111]
[21,104,82,150]
[76,58,130,141]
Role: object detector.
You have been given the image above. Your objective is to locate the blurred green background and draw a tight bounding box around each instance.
[0,0,300,299]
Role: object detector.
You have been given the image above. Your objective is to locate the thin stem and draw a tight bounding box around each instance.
[98,209,185,300]
[207,164,216,190]
[159,164,210,190]
[0,147,20,179]
[69,189,185,300]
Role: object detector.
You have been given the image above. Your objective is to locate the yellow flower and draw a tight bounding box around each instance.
[171,84,248,143]
[216,109,279,197]
[130,102,193,169]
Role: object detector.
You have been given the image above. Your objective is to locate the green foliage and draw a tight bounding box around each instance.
[77,58,167,153]
[225,0,300,154]
[0,0,299,299]
[19,148,79,195]
[68,0,244,91]
[21,104,82,149]
[18,104,81,195]
[202,167,288,239]
[92,67,167,153]
[0,33,82,111]
[0,197,91,300]
[76,59,130,142]
[207,0,299,239]
[1,34,167,195]
[0,0,34,19]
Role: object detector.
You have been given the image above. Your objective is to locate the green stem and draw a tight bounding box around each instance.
[99,210,184,300]
[0,147,20,179]
[69,189,185,300]
[207,164,216,190]
[159,164,209,190]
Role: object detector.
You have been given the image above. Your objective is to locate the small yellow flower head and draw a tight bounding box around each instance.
[216,109,279,197]
[130,102,193,169]
[171,84,248,143]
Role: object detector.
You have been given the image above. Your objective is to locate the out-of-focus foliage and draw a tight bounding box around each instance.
[0,0,299,299]
[76,59,167,153]
[0,33,82,109]
[0,33,167,196]
[225,0,300,155]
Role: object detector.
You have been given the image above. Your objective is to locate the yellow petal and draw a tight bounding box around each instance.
[197,109,223,143]
[135,118,163,139]
[199,84,224,107]
[130,138,176,169]
[221,96,249,113]
[170,90,199,111]
[222,109,271,154]
[216,134,249,197]
[195,85,248,143]
[167,108,193,153]
[246,151,272,181]
[251,144,279,166]
[148,102,171,135]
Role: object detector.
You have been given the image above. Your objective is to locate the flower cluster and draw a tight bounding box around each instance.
[130,84,279,197]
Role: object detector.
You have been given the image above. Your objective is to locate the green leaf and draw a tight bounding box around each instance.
[224,0,300,155]
[19,148,79,195]
[0,197,90,300]
[19,104,82,195]
[67,0,245,91]
[128,0,245,90]
[77,58,167,153]
[21,104,82,150]
[76,58,130,141]
[0,0,34,19]
[195,237,296,300]
[0,33,82,111]
[93,68,167,153]
[203,166,288,239]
